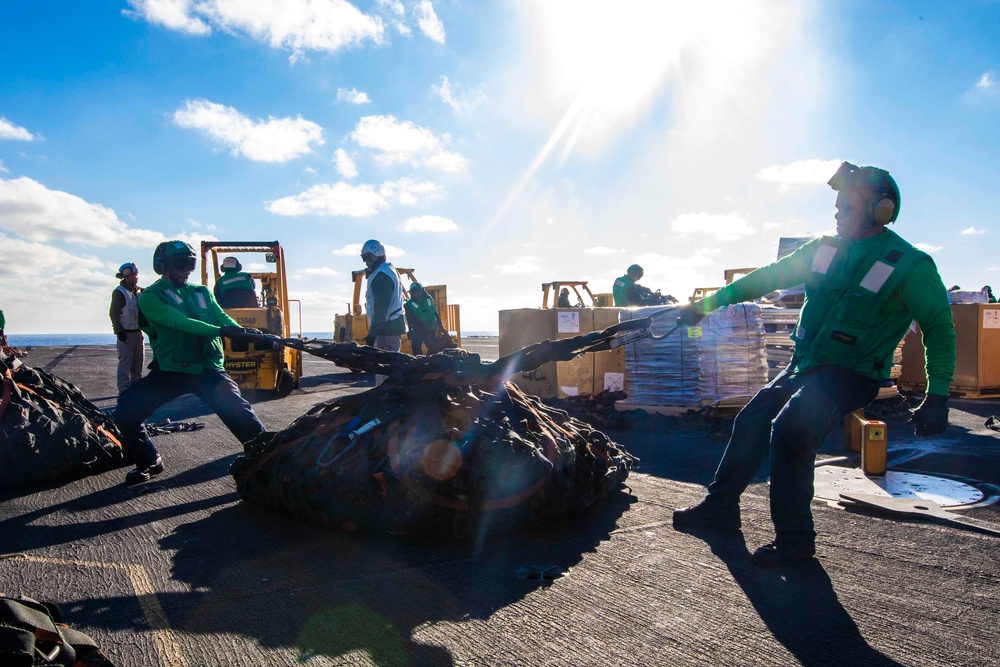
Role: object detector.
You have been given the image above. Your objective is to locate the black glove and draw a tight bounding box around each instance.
[219,326,278,348]
[677,303,706,326]
[116,331,128,343]
[907,394,949,437]
[364,334,377,347]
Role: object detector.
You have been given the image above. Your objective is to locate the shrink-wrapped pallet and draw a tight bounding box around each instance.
[619,304,768,407]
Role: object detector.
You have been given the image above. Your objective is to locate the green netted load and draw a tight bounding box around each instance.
[231,344,635,539]
[0,350,128,492]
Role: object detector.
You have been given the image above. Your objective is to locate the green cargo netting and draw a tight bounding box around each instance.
[0,350,128,492]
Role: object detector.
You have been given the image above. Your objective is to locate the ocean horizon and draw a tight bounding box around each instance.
[6,331,500,347]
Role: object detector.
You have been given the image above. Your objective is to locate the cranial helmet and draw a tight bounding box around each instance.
[116,262,138,279]
[153,240,196,275]
[828,161,901,225]
[221,256,242,272]
[361,239,386,258]
[627,264,643,277]
[410,282,423,292]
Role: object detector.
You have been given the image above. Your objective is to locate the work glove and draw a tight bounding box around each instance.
[908,394,949,437]
[116,331,128,343]
[364,334,377,347]
[677,303,706,327]
[219,326,279,349]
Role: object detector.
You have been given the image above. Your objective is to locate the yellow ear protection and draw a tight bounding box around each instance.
[828,162,900,227]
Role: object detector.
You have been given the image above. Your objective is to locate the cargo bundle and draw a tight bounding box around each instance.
[0,350,128,492]
[231,337,637,539]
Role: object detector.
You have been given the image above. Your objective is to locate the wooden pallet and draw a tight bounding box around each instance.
[897,382,1000,399]
[616,395,751,416]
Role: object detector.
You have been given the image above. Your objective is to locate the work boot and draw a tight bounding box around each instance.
[672,501,741,531]
[125,457,164,485]
[751,541,816,567]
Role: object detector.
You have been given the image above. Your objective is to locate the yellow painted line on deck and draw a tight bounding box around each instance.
[3,553,188,667]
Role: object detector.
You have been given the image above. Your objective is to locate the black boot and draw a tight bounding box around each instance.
[125,457,164,485]
[672,501,741,531]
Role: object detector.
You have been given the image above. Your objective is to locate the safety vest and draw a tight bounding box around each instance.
[115,284,141,330]
[217,271,255,294]
[791,229,929,381]
[365,262,404,327]
[139,279,227,374]
[613,275,634,306]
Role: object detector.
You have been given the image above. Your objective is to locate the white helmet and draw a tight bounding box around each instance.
[361,239,385,258]
[221,256,242,272]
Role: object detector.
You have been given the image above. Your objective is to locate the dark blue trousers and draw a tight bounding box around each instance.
[704,364,880,545]
[114,367,264,468]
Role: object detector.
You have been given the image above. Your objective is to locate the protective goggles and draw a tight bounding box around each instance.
[166,255,197,272]
[118,263,138,277]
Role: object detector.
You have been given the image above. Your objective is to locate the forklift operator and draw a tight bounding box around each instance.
[114,240,276,485]
[672,162,956,567]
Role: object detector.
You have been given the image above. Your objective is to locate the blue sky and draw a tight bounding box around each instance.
[1,0,998,334]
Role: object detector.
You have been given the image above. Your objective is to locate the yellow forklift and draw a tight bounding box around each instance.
[333,267,462,354]
[540,281,613,308]
[200,241,303,397]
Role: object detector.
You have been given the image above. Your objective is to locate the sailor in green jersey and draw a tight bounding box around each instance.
[404,282,442,355]
[0,307,5,346]
[113,240,276,485]
[613,265,645,306]
[673,162,956,567]
[213,256,258,308]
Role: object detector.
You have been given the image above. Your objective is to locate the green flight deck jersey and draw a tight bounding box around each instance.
[138,278,239,374]
[700,229,955,396]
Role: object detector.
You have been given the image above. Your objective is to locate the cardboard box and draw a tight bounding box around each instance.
[900,303,1000,392]
[499,308,595,398]
[592,307,626,393]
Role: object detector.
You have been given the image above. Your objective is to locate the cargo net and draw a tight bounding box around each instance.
[232,334,638,539]
[0,350,128,492]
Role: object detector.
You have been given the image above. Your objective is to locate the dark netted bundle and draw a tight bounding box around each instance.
[231,378,633,539]
[0,351,128,492]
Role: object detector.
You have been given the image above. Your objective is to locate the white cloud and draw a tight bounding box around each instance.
[378,177,442,204]
[301,266,340,276]
[756,159,841,192]
[414,1,445,43]
[402,215,457,233]
[976,71,996,90]
[0,176,163,247]
[432,76,485,115]
[333,242,405,258]
[0,118,35,141]
[670,212,756,241]
[334,148,359,178]
[337,87,371,104]
[267,182,388,217]
[350,114,468,172]
[914,242,942,254]
[0,160,7,173]
[584,246,622,255]
[173,99,324,163]
[125,0,384,55]
[961,226,986,235]
[496,255,542,274]
[377,0,404,16]
[123,0,210,35]
[304,166,317,175]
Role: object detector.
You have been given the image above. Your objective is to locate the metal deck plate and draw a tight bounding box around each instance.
[814,465,983,507]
